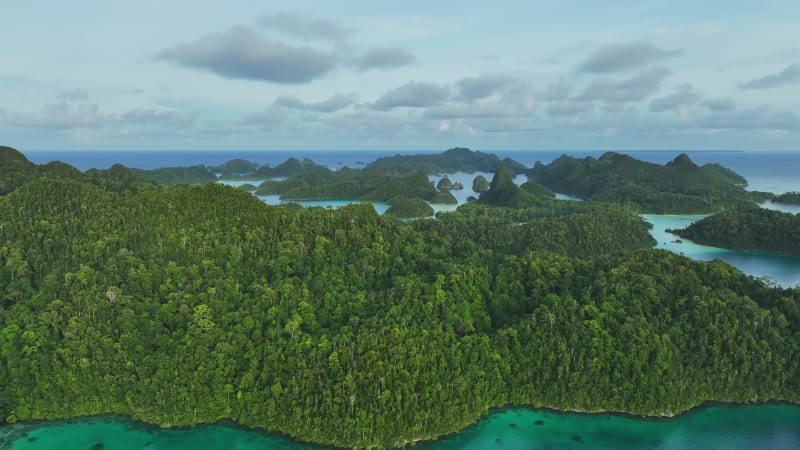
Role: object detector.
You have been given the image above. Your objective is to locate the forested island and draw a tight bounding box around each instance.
[671,207,800,256]
[772,192,800,205]
[1,145,799,449]
[526,152,770,213]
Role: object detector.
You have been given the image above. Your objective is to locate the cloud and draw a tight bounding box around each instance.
[649,83,701,112]
[157,26,337,84]
[700,106,800,131]
[239,107,285,127]
[120,109,198,127]
[547,100,594,117]
[740,63,800,89]
[58,88,89,101]
[321,110,417,139]
[356,47,417,71]
[538,78,572,101]
[455,75,513,101]
[578,41,681,73]
[8,102,102,129]
[770,47,800,59]
[423,101,518,119]
[702,98,736,112]
[258,12,353,43]
[578,67,672,103]
[274,93,357,112]
[373,81,450,110]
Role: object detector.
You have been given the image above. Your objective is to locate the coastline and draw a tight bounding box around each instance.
[5,399,799,449]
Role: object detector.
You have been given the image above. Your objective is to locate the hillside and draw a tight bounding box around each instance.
[1,147,799,449]
[526,152,768,213]
[671,207,800,256]
[366,147,526,176]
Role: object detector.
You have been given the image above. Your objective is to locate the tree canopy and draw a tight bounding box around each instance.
[1,146,798,449]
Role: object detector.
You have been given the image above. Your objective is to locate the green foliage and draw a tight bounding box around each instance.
[0,146,38,195]
[367,147,526,176]
[430,190,458,205]
[478,167,540,208]
[436,177,456,190]
[773,192,800,205]
[217,159,259,176]
[253,157,327,178]
[384,196,434,218]
[671,207,800,255]
[136,165,216,185]
[472,175,490,193]
[520,180,554,198]
[358,171,438,202]
[527,152,766,213]
[1,149,799,449]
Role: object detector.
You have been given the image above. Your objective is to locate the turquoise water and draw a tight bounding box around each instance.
[761,201,800,215]
[643,214,800,287]
[4,404,800,449]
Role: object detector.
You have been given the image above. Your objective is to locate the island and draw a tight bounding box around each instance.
[670,207,800,256]
[772,192,800,205]
[384,196,435,218]
[471,175,490,193]
[364,146,526,176]
[526,151,770,213]
[1,145,798,449]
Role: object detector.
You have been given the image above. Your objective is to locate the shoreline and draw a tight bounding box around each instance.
[4,399,799,449]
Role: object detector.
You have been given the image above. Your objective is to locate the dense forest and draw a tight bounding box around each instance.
[1,146,799,449]
[773,192,800,205]
[526,152,770,213]
[364,147,526,176]
[671,207,800,256]
[135,147,526,186]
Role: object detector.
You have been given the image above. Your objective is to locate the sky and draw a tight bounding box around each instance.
[2,1,800,151]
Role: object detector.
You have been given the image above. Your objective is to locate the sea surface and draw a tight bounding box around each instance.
[3,404,799,450]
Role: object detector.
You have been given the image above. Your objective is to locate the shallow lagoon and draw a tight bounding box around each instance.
[5,404,800,450]
[643,214,800,287]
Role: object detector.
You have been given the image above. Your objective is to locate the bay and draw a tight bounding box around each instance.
[4,404,800,450]
[643,214,800,287]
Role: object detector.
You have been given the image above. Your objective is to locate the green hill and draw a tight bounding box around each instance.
[773,192,800,205]
[671,207,800,256]
[527,152,767,213]
[366,147,526,176]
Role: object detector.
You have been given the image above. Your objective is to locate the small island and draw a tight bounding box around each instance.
[772,191,800,205]
[670,207,800,256]
[384,196,435,218]
[527,152,769,213]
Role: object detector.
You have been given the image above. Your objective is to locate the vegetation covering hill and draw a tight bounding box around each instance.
[254,169,452,204]
[366,147,526,176]
[384,197,434,218]
[671,207,800,256]
[1,146,799,449]
[135,165,217,185]
[526,152,768,213]
[477,167,554,208]
[472,175,490,193]
[136,148,524,185]
[773,192,800,205]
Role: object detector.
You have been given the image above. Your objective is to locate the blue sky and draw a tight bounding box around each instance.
[2,1,799,151]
